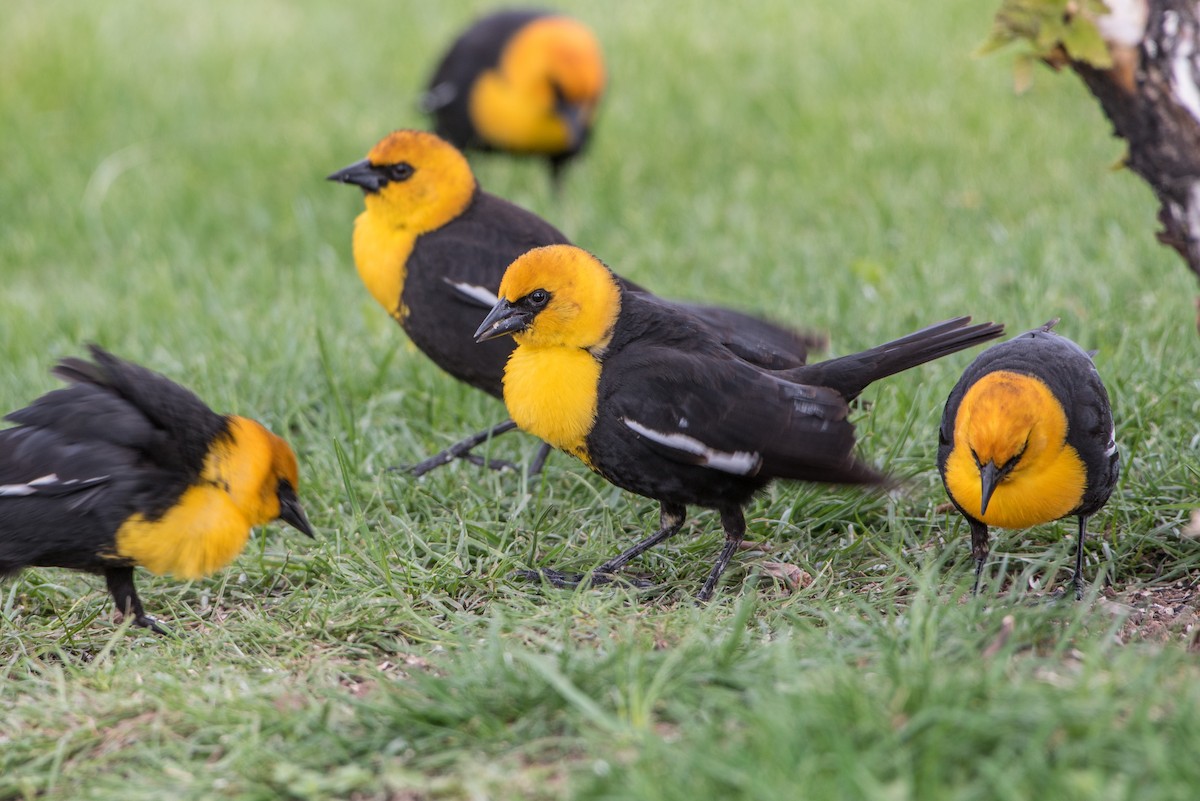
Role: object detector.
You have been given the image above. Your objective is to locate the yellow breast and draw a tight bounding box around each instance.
[944,443,1085,529]
[503,345,600,467]
[352,208,413,321]
[115,487,252,579]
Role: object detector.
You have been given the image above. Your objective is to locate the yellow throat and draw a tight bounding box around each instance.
[498,246,621,467]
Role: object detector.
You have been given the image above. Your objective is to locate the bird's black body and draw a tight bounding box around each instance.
[422,9,547,153]
[937,322,1118,597]
[589,301,1001,515]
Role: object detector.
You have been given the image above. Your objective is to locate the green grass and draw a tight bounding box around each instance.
[2,1,1199,799]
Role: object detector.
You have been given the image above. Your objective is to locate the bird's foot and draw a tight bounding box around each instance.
[132,615,173,636]
[396,451,519,477]
[511,568,657,591]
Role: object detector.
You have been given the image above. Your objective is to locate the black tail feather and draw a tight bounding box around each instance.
[789,317,1004,401]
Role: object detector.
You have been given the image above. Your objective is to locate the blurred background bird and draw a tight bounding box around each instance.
[419,8,606,188]
[938,320,1119,599]
[475,245,1004,600]
[0,346,314,634]
[328,129,822,475]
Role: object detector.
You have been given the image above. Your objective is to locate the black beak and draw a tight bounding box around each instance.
[979,461,1001,517]
[474,298,533,342]
[277,480,315,538]
[327,159,385,193]
[557,102,590,152]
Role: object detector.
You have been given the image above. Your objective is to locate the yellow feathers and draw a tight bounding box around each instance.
[116,417,302,579]
[503,346,601,466]
[943,370,1085,529]
[490,246,622,463]
[469,17,606,154]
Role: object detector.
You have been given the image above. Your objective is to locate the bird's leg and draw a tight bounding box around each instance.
[1072,515,1089,601]
[105,567,170,635]
[696,507,747,602]
[970,519,991,597]
[401,419,520,477]
[511,503,685,590]
[526,442,553,477]
[594,503,686,576]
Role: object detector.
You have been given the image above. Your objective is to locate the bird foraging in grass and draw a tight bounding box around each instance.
[475,244,1004,601]
[938,320,1118,599]
[0,346,314,634]
[420,8,606,187]
[328,129,822,476]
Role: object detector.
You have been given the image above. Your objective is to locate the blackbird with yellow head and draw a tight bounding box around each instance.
[0,346,313,633]
[938,320,1118,598]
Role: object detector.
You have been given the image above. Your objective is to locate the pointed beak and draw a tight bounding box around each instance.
[558,102,590,151]
[474,298,532,342]
[327,158,385,193]
[277,481,315,538]
[979,461,1001,517]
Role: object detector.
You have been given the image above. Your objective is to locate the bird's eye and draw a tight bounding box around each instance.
[528,289,550,306]
[387,162,415,182]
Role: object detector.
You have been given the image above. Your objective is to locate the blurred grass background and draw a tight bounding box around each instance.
[2,1,1199,799]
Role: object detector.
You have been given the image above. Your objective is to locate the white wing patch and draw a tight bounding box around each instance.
[1104,424,1118,458]
[623,418,762,476]
[444,278,500,308]
[0,474,62,495]
[0,474,107,497]
[419,81,458,113]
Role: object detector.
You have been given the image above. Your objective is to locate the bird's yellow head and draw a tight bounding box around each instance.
[944,370,1085,528]
[474,245,620,350]
[219,417,314,537]
[327,129,476,235]
[469,16,606,155]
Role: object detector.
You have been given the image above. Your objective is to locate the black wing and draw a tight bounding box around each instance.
[600,343,883,487]
[7,345,226,478]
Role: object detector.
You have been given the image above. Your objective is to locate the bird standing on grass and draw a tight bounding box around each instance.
[475,245,1004,600]
[420,9,606,187]
[938,320,1118,599]
[0,346,314,633]
[328,129,822,475]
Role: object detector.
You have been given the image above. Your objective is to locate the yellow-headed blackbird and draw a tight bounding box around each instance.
[0,346,314,633]
[475,245,1004,600]
[328,129,821,474]
[420,9,605,185]
[937,320,1118,599]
